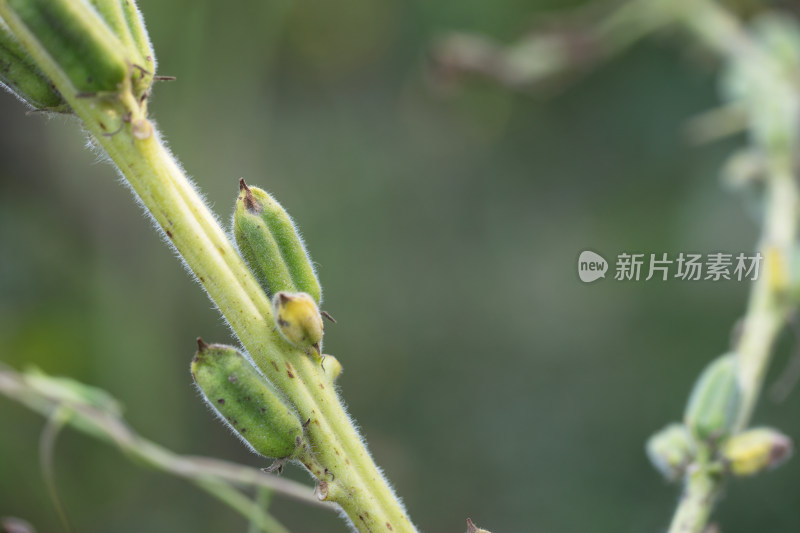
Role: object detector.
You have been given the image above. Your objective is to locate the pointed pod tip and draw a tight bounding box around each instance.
[466,518,490,533]
[196,337,209,352]
[239,178,259,212]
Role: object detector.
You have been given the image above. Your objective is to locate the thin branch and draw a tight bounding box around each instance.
[0,367,332,512]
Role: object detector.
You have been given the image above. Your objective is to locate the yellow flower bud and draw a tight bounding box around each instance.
[722,427,793,476]
[273,291,324,354]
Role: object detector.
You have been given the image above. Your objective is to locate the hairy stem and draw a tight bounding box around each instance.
[0,5,416,530]
[667,466,721,533]
[0,366,320,531]
[667,0,800,530]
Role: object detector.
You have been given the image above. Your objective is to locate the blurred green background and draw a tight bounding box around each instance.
[1,0,799,531]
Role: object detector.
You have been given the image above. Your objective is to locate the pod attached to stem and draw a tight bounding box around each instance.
[684,353,742,444]
[191,340,304,460]
[234,179,322,304]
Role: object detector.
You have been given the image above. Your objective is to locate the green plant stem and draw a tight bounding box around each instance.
[0,6,416,530]
[665,1,800,532]
[0,366,318,532]
[194,478,291,533]
[677,0,800,436]
[94,113,411,533]
[248,487,275,533]
[667,466,721,533]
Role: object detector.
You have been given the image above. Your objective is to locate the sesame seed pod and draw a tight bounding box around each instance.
[684,354,742,444]
[0,18,68,111]
[191,341,304,460]
[85,0,153,97]
[234,179,322,304]
[2,0,129,94]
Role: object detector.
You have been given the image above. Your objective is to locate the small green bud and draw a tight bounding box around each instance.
[191,339,304,459]
[684,354,742,443]
[0,19,68,111]
[273,291,324,354]
[234,179,322,304]
[646,423,694,481]
[722,427,793,477]
[322,355,343,382]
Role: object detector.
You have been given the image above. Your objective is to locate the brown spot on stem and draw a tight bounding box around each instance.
[345,458,350,465]
[166,230,173,238]
[335,449,340,455]
[285,362,295,379]
[217,399,225,405]
[199,277,205,282]
[319,383,325,390]
[277,318,289,327]
[316,481,329,501]
[386,523,393,530]
[241,428,247,433]
[271,361,279,372]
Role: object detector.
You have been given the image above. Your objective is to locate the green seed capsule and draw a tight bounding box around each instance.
[191,340,303,459]
[85,0,153,98]
[4,0,130,94]
[646,423,694,481]
[273,291,324,354]
[234,179,322,304]
[0,19,68,111]
[722,427,793,477]
[684,354,742,443]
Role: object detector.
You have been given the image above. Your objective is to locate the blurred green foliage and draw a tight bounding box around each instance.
[1,0,799,531]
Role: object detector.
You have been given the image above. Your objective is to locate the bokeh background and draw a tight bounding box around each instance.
[2,0,799,531]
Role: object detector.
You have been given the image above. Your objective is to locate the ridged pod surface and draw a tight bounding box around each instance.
[684,354,741,443]
[234,179,321,304]
[0,19,68,110]
[191,341,303,459]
